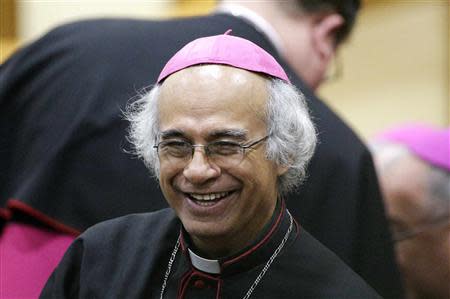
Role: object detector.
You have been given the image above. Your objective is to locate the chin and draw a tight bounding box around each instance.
[183,218,230,239]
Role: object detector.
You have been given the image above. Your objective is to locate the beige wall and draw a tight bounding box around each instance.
[4,0,449,141]
[16,1,173,44]
[0,0,16,61]
[318,1,449,140]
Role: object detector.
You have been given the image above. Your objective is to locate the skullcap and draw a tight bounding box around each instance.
[376,123,450,171]
[157,30,289,83]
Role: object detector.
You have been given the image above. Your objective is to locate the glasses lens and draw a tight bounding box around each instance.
[156,136,267,167]
[207,141,244,166]
[159,141,191,159]
[392,218,450,242]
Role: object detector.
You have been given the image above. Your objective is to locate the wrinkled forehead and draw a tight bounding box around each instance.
[157,65,270,132]
[159,64,269,111]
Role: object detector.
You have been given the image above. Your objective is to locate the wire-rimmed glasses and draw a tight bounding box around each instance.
[153,135,269,167]
[392,217,450,242]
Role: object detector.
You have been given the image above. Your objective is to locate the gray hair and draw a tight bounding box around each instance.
[427,165,450,221]
[125,78,317,195]
[370,142,450,221]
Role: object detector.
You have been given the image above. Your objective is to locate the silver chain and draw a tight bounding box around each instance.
[242,211,293,299]
[160,211,294,299]
[160,236,180,299]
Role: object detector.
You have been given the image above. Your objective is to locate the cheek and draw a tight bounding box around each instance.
[396,238,436,277]
[395,245,408,269]
[257,163,279,188]
[443,231,450,254]
[395,242,422,276]
[158,177,173,204]
[158,164,180,195]
[240,158,277,186]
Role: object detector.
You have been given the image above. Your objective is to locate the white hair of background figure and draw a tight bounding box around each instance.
[426,165,449,220]
[125,77,317,196]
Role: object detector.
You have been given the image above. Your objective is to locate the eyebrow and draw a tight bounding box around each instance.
[159,129,186,140]
[159,128,248,141]
[209,129,248,141]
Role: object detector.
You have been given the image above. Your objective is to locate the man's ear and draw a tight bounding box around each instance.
[276,164,289,176]
[311,13,344,63]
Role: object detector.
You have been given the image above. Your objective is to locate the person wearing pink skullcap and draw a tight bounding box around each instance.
[40,33,380,298]
[371,124,450,299]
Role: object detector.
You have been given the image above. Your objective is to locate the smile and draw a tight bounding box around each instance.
[187,191,232,206]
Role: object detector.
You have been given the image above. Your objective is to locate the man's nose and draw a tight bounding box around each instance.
[183,147,221,184]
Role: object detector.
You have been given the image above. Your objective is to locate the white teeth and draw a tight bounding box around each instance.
[190,192,229,201]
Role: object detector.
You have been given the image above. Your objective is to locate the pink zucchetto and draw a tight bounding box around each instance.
[157,30,290,83]
[376,123,450,171]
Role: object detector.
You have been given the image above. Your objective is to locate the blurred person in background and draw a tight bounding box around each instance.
[371,124,449,299]
[0,0,402,297]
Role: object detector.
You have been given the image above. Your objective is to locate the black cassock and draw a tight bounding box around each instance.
[41,204,381,299]
[0,14,402,298]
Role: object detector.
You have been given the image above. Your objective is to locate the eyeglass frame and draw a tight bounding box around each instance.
[153,135,270,165]
[392,216,450,243]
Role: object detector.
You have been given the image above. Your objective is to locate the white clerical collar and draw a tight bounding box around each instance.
[215,3,285,57]
[188,248,221,274]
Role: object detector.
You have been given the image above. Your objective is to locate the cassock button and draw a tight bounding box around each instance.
[193,279,206,289]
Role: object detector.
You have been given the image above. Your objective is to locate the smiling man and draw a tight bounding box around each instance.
[40,33,380,298]
[157,65,282,259]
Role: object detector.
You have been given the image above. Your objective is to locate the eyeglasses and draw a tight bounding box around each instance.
[153,135,269,167]
[392,217,450,242]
